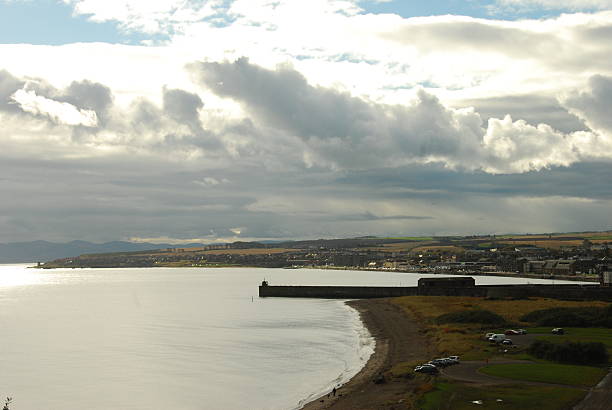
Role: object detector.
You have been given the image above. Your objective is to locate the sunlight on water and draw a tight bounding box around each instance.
[0,264,46,288]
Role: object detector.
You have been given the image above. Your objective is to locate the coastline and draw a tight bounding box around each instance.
[301,298,431,410]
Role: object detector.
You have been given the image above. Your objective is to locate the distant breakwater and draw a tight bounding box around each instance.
[259,282,612,302]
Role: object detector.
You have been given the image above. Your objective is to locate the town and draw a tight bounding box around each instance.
[39,231,612,283]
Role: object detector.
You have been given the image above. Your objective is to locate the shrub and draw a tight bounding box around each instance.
[436,309,506,325]
[520,306,612,328]
[528,340,609,365]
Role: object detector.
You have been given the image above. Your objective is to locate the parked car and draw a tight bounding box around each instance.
[429,358,451,367]
[505,329,519,335]
[414,364,439,374]
[501,339,513,345]
[488,334,506,343]
[516,329,527,335]
[552,328,565,335]
[448,355,460,363]
[484,332,495,340]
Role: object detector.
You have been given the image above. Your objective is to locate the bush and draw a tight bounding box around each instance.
[528,340,609,365]
[520,306,612,328]
[436,309,506,325]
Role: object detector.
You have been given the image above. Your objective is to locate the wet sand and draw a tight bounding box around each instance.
[302,298,431,410]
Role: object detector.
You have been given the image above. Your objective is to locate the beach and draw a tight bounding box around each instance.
[302,298,431,410]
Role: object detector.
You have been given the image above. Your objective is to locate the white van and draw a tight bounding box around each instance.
[488,334,505,343]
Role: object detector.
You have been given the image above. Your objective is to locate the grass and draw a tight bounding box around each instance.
[391,297,608,358]
[480,363,607,386]
[586,235,612,240]
[383,236,434,241]
[419,381,586,410]
[532,327,612,360]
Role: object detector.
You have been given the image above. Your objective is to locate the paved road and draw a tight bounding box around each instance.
[442,359,590,388]
[573,368,612,410]
[441,360,535,385]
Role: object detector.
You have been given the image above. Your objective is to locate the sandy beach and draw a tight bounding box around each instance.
[302,298,431,410]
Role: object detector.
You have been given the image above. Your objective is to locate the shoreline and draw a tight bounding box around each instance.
[302,298,431,409]
[300,299,389,410]
[32,263,599,283]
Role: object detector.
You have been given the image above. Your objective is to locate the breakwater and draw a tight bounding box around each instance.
[259,281,612,301]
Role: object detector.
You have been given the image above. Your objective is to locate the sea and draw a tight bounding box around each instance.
[0,264,590,410]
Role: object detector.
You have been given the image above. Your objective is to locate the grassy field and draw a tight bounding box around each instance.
[394,296,612,409]
[480,363,607,386]
[383,236,434,241]
[392,297,609,359]
[411,245,465,253]
[532,327,612,357]
[419,381,585,410]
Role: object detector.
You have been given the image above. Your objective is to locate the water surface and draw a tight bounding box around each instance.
[0,265,587,409]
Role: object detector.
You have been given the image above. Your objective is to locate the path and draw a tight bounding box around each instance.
[573,367,612,410]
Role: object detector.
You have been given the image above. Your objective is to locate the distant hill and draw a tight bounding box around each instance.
[0,240,207,263]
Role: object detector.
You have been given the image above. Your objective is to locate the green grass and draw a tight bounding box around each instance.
[480,363,607,386]
[383,236,434,241]
[419,381,586,410]
[530,327,612,349]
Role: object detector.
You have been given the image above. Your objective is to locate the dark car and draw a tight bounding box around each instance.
[552,328,565,335]
[501,339,513,345]
[415,365,439,375]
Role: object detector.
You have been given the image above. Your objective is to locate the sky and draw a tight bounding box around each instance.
[1,0,612,244]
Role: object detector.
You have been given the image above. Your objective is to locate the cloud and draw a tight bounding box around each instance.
[62,0,222,34]
[11,88,99,127]
[562,74,612,134]
[454,94,586,134]
[493,0,612,12]
[3,4,612,242]
[190,57,612,174]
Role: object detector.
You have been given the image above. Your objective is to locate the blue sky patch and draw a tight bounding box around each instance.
[0,0,154,45]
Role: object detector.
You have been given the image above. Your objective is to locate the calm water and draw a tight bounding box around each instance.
[0,264,588,409]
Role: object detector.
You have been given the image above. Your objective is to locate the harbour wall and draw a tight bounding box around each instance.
[259,284,612,301]
[258,285,418,299]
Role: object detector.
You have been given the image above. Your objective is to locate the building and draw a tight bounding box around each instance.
[523,260,576,275]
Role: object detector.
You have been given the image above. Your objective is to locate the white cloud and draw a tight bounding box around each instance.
[494,0,612,12]
[63,0,221,34]
[11,88,98,127]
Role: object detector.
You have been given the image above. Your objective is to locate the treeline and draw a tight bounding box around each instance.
[521,306,612,328]
[528,340,609,365]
